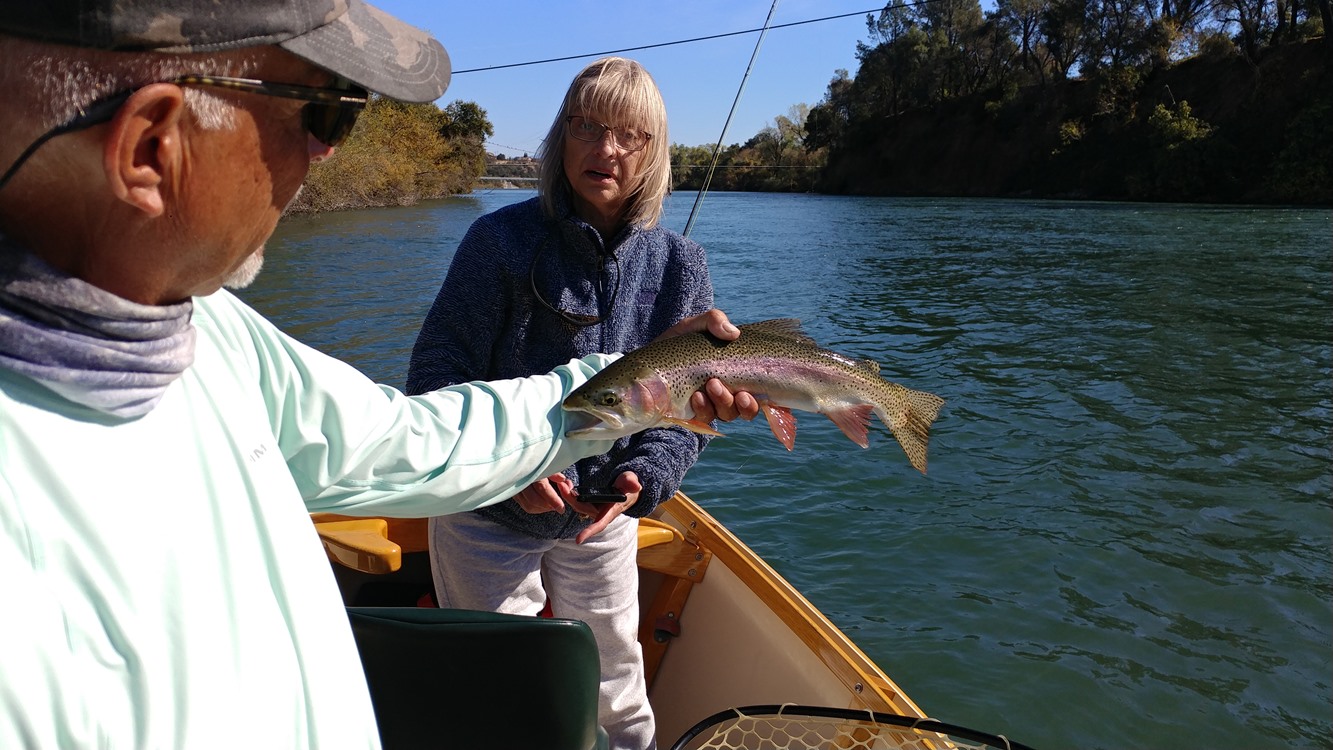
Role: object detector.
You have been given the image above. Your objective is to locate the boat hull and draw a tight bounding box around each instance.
[641,493,924,745]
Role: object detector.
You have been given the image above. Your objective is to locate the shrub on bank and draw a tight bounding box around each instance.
[288,97,490,213]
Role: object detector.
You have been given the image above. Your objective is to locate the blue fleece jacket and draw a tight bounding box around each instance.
[406,196,714,539]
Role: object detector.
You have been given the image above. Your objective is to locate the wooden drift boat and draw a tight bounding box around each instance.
[633,493,923,741]
[313,492,1032,750]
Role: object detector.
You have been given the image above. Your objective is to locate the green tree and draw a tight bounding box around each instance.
[1214,0,1274,61]
[670,143,716,189]
[440,101,493,142]
[1121,99,1232,199]
[1319,0,1333,48]
[996,0,1056,84]
[291,97,491,213]
[962,15,1022,94]
[1265,85,1333,202]
[803,70,852,151]
[853,28,931,116]
[1043,0,1091,78]
[1084,0,1154,71]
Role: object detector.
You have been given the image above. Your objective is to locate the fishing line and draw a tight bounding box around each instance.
[683,0,780,239]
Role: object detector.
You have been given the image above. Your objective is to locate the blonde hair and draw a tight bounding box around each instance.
[537,57,671,230]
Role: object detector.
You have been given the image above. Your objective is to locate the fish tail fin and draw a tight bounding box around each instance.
[882,387,946,474]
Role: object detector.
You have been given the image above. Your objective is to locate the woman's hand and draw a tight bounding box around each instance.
[566,471,643,545]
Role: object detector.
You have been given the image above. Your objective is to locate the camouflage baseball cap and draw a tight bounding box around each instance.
[0,0,450,102]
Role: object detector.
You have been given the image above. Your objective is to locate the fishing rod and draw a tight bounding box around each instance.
[682,0,780,239]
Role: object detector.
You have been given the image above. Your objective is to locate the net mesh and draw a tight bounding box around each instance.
[673,707,1027,750]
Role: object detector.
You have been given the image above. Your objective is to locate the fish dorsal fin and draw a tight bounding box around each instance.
[855,358,881,374]
[741,318,815,344]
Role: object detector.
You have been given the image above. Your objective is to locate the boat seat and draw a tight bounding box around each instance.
[313,514,688,575]
[347,606,610,750]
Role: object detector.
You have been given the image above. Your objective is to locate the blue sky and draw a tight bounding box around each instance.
[373,1,884,156]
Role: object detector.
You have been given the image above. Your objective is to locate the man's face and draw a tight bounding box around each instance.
[175,52,337,299]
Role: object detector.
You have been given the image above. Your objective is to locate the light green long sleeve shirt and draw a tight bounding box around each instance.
[0,290,616,749]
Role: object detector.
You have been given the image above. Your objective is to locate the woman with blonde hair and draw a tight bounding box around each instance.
[407,57,713,750]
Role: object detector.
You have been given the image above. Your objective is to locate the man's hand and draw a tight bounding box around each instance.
[655,309,760,423]
[512,474,576,514]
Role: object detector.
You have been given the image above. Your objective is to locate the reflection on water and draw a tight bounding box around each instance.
[245,191,1332,750]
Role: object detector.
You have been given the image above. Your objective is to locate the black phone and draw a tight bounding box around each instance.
[579,488,626,504]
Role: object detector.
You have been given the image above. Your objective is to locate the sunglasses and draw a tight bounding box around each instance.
[529,225,622,327]
[0,74,368,194]
[172,75,368,148]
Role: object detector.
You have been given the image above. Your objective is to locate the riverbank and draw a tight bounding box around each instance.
[819,39,1331,205]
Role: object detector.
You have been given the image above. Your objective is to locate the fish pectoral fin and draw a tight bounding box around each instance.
[760,401,797,451]
[664,416,726,437]
[826,404,875,449]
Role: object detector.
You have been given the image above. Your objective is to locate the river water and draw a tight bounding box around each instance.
[244,190,1331,750]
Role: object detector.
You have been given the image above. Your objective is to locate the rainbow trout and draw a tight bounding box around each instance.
[563,319,945,473]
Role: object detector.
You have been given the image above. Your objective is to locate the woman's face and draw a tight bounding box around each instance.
[561,112,649,234]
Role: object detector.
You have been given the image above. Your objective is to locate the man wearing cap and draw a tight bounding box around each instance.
[0,2,755,747]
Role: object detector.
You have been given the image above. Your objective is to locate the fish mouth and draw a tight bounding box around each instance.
[564,408,625,438]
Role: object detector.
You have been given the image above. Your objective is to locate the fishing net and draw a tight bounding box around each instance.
[670,705,1037,750]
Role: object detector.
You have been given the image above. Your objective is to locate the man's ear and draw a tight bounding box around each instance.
[103,84,187,218]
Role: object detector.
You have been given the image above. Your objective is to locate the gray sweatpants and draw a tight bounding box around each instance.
[429,511,656,750]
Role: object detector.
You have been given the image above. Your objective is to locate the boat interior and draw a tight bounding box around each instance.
[312,492,926,750]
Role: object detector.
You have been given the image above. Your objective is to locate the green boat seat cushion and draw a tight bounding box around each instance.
[347,607,610,750]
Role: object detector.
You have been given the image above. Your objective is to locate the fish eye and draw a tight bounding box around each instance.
[597,393,620,407]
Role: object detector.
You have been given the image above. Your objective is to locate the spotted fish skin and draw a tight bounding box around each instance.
[562,319,945,473]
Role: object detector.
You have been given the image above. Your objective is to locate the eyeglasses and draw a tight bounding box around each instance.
[0,74,368,194]
[529,226,622,327]
[172,75,368,148]
[565,115,652,153]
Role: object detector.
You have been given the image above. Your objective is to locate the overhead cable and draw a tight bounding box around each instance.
[451,3,935,75]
